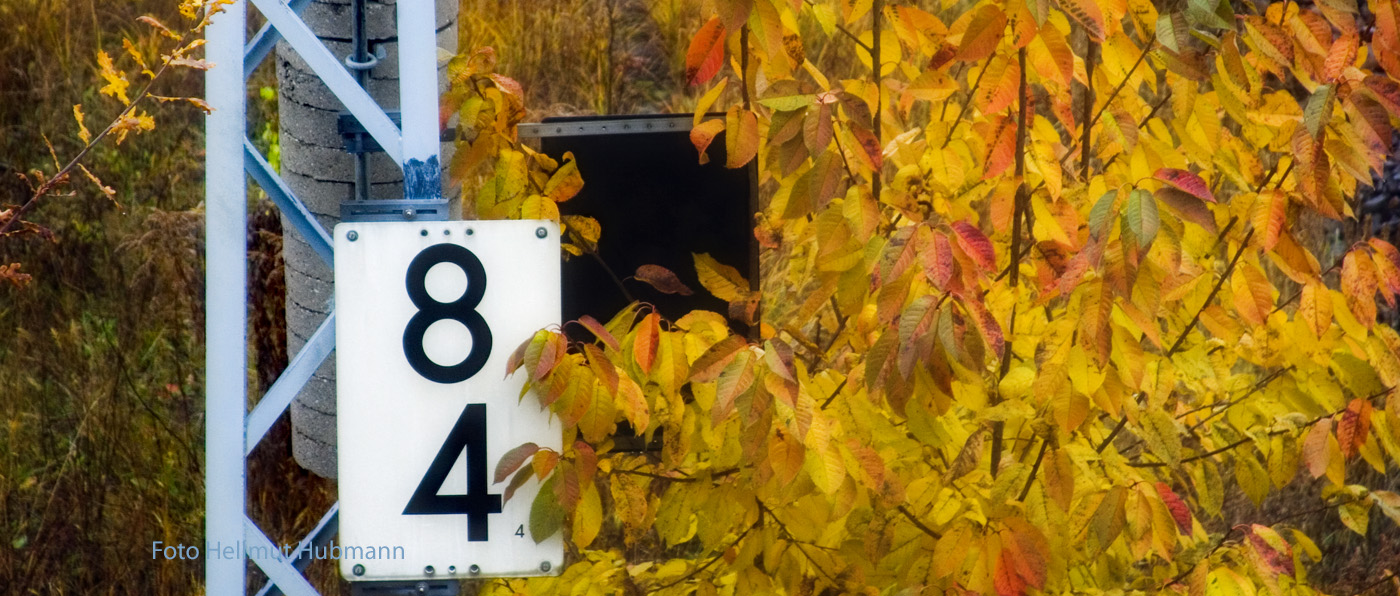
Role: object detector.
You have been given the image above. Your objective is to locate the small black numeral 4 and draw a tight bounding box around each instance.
[515,524,525,538]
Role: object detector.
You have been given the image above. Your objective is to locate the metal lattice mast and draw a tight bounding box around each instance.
[204,0,451,592]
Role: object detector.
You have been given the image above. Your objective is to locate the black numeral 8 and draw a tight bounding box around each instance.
[403,244,492,383]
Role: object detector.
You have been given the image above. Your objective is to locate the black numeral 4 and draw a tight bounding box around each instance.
[403,404,503,541]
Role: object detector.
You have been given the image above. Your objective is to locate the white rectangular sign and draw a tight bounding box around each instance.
[334,220,563,581]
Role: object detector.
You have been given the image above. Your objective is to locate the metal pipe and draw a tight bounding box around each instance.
[397,0,443,199]
[352,0,370,201]
[204,0,248,594]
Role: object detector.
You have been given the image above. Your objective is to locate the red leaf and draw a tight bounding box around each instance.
[1155,482,1193,534]
[1246,525,1295,577]
[689,335,749,382]
[852,127,884,171]
[1154,168,1216,203]
[494,442,539,484]
[577,314,620,351]
[635,264,694,296]
[685,17,727,86]
[950,221,997,271]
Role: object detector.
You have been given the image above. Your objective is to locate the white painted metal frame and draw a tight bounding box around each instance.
[204,0,443,593]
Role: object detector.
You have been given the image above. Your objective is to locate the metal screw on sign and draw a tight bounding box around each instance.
[404,207,417,219]
[468,564,481,575]
[447,565,457,575]
[536,227,548,238]
[540,561,552,573]
[353,564,366,576]
[424,565,435,576]
[415,582,429,594]
[347,230,359,242]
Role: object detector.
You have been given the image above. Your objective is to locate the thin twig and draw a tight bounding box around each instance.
[896,504,943,539]
[1016,439,1049,502]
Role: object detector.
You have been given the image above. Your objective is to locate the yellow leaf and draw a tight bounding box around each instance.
[96,50,130,105]
[1139,408,1182,467]
[803,413,846,494]
[692,252,750,302]
[1299,280,1333,338]
[520,194,560,222]
[1231,263,1274,326]
[692,77,729,126]
[543,154,583,202]
[572,483,603,548]
[72,105,91,145]
[725,106,759,168]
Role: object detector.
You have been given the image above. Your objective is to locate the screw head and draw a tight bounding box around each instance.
[347,230,358,242]
[448,565,457,574]
[469,564,481,575]
[540,561,552,573]
[404,208,417,219]
[424,565,435,576]
[536,227,548,238]
[352,564,365,576]
[466,228,474,236]
[420,229,428,236]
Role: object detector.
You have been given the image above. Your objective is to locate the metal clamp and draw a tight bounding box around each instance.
[344,44,386,71]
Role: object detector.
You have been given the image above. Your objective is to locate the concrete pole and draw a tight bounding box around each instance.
[278,0,458,478]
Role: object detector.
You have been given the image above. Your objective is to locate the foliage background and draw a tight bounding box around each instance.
[0,0,1398,595]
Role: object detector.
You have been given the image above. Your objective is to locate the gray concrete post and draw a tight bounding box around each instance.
[278,0,459,477]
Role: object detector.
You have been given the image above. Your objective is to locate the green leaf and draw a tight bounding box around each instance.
[529,474,565,543]
[759,94,816,111]
[1124,188,1160,248]
[1089,191,1117,239]
[1304,84,1336,139]
[1138,408,1181,467]
[1156,12,1190,53]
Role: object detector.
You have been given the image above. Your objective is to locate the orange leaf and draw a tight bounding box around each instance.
[1000,518,1049,593]
[1058,0,1104,42]
[983,116,1017,179]
[955,4,1007,62]
[1299,280,1332,338]
[1231,263,1274,326]
[1342,248,1379,327]
[1251,190,1287,250]
[1302,418,1333,479]
[1368,238,1400,301]
[994,549,1029,596]
[689,118,726,165]
[978,55,1022,115]
[1154,168,1216,203]
[1322,32,1359,82]
[685,17,727,86]
[633,312,660,374]
[1337,398,1373,460]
